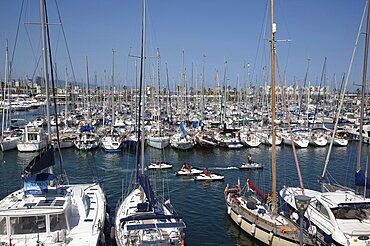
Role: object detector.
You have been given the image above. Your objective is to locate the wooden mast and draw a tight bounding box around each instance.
[270,0,277,212]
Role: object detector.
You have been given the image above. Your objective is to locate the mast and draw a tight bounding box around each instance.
[111,49,116,132]
[1,40,9,135]
[270,0,277,212]
[357,0,370,173]
[40,0,51,143]
[85,56,91,120]
[136,0,146,179]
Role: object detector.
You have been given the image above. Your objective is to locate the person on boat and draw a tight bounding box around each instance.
[185,163,190,170]
[203,168,211,176]
[247,154,253,164]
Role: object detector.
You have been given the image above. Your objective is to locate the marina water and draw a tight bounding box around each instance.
[0,125,368,245]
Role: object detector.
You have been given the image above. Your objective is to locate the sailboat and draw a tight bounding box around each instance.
[114,1,186,245]
[101,49,123,153]
[0,41,24,152]
[224,1,315,245]
[0,0,107,245]
[281,1,370,245]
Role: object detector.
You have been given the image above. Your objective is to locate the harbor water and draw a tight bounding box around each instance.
[0,131,368,245]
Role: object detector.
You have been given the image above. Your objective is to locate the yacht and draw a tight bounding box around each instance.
[280,186,370,246]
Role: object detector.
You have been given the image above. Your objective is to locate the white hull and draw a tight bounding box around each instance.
[101,136,122,152]
[115,186,185,246]
[0,183,107,246]
[176,167,203,176]
[17,140,47,152]
[148,162,173,169]
[283,136,309,148]
[147,136,170,149]
[1,136,22,151]
[239,162,263,169]
[194,173,224,181]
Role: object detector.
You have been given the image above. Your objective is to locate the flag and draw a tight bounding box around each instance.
[164,199,171,205]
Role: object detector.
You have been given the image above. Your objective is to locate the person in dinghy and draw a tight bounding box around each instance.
[247,154,253,164]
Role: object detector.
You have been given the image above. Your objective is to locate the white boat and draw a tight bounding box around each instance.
[280,186,370,246]
[0,129,23,151]
[282,132,309,148]
[227,141,244,149]
[239,162,263,170]
[0,179,107,245]
[240,132,261,147]
[257,132,282,146]
[74,126,100,151]
[333,137,348,146]
[148,160,173,170]
[0,1,109,243]
[147,135,170,149]
[309,131,328,147]
[52,132,78,149]
[170,133,195,150]
[101,135,123,153]
[114,2,186,244]
[176,166,203,176]
[17,123,48,152]
[194,171,224,181]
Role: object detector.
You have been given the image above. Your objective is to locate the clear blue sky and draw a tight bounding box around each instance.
[0,0,367,91]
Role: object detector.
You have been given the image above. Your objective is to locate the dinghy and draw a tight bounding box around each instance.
[194,169,224,181]
[147,160,173,170]
[239,162,263,170]
[176,166,203,176]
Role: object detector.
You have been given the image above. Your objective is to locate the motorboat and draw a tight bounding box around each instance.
[194,171,224,181]
[176,166,203,176]
[239,162,263,170]
[280,186,370,246]
[148,160,173,170]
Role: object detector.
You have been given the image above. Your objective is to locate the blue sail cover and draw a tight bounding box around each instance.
[179,122,187,136]
[355,170,370,187]
[79,125,94,132]
[138,174,156,207]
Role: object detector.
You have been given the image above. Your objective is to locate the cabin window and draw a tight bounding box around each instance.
[50,213,67,232]
[10,215,46,234]
[0,216,6,235]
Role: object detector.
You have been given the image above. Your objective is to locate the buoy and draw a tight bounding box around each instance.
[237,214,242,224]
[227,206,231,215]
[268,231,274,242]
[251,223,256,235]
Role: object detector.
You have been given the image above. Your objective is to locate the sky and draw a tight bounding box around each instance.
[0,0,367,92]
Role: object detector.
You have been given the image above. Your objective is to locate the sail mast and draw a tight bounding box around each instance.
[111,49,116,132]
[40,0,51,143]
[136,0,146,178]
[270,0,277,212]
[357,0,370,173]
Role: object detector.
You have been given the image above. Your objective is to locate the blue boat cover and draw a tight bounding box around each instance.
[355,170,370,187]
[138,174,156,207]
[120,214,182,222]
[180,122,187,136]
[79,125,94,132]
